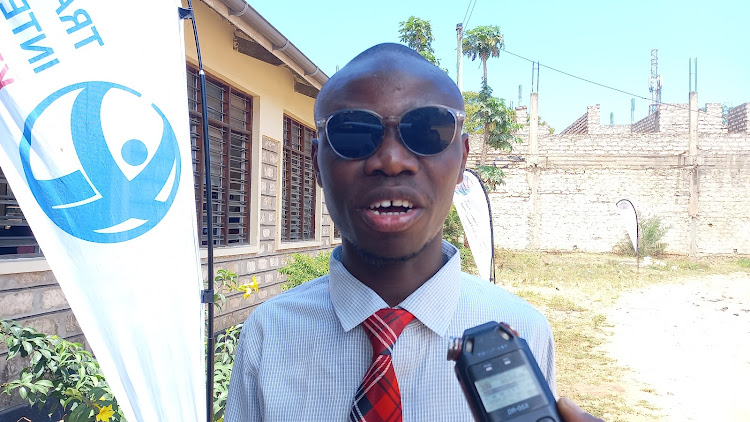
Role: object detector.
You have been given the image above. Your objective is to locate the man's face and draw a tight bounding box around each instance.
[313,60,469,261]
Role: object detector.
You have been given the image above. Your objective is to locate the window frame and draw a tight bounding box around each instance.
[187,66,256,250]
[276,114,322,249]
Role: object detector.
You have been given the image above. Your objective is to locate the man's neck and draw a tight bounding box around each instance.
[341,237,446,307]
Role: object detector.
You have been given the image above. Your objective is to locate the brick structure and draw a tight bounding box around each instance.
[470,97,750,256]
[727,103,750,133]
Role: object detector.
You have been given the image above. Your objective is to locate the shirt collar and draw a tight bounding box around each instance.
[329,240,461,337]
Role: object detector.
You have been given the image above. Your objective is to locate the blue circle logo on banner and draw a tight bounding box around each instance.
[19,82,181,243]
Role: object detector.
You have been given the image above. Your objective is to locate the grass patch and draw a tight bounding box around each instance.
[490,249,749,421]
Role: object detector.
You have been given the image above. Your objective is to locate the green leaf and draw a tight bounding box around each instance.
[36,379,54,388]
[8,343,21,359]
[19,386,27,399]
[21,340,33,357]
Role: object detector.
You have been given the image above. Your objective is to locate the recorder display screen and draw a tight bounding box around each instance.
[474,362,542,413]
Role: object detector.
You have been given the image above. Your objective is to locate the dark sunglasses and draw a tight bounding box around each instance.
[316,105,465,160]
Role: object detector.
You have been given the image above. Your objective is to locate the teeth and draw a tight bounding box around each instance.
[369,199,414,209]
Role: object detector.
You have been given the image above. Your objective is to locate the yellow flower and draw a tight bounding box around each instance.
[96,404,115,421]
[241,277,260,299]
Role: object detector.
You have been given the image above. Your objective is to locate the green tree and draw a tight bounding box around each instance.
[462,91,482,134]
[472,80,521,166]
[462,25,504,84]
[398,16,440,67]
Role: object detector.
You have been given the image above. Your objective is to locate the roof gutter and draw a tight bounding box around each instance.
[216,0,329,88]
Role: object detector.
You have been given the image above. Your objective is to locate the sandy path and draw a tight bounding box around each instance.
[603,272,750,421]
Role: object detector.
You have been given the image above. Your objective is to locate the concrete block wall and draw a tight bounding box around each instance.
[515,106,528,127]
[632,110,659,133]
[532,167,690,253]
[489,165,533,250]
[727,103,750,133]
[698,134,750,153]
[0,271,87,410]
[656,103,691,133]
[698,103,726,134]
[560,107,592,134]
[697,165,750,254]
[480,127,750,255]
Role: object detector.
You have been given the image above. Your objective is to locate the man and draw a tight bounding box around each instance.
[226,43,601,422]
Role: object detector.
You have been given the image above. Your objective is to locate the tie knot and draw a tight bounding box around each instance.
[362,308,415,356]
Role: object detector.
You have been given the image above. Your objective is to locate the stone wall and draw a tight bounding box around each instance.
[728,103,750,133]
[473,95,750,256]
[632,110,659,133]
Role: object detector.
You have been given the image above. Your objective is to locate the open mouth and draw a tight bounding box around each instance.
[368,199,415,215]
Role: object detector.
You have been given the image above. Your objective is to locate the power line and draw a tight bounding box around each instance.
[502,49,649,100]
[461,0,473,26]
[463,0,478,29]
[500,48,728,120]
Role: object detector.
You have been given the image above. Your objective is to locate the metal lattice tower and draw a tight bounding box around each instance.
[649,49,662,114]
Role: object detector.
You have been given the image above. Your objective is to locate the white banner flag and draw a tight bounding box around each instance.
[453,169,494,282]
[0,1,205,421]
[616,199,639,255]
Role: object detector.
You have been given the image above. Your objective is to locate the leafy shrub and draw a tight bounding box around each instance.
[212,324,242,422]
[444,205,477,274]
[1,318,245,422]
[1,319,123,422]
[613,215,670,257]
[474,165,505,192]
[279,251,331,290]
[211,269,258,311]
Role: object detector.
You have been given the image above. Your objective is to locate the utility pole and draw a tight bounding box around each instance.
[456,23,463,91]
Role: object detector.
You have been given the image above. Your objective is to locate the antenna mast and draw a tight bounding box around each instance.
[649,49,662,114]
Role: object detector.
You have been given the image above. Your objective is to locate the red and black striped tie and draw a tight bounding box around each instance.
[350,308,415,422]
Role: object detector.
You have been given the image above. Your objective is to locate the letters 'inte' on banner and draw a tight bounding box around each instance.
[0,1,205,421]
[453,169,494,282]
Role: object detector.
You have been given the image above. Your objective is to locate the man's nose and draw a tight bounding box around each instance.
[363,126,419,176]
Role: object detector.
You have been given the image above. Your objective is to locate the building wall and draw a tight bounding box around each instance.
[471,99,750,256]
[728,103,750,133]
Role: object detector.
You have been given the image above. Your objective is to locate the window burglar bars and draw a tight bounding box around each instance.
[0,169,39,256]
[282,116,316,242]
[187,67,252,247]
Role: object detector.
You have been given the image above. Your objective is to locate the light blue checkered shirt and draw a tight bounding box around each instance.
[226,241,556,421]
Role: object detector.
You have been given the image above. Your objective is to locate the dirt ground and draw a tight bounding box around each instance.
[602,272,750,421]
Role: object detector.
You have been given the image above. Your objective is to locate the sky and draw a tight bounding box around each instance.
[250,0,748,132]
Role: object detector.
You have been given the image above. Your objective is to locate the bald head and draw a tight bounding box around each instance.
[315,43,463,120]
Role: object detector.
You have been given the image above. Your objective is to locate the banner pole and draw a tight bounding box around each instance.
[181,3,215,422]
[465,168,496,284]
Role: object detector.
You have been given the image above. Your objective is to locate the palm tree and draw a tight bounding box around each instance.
[462,25,504,84]
[398,16,440,67]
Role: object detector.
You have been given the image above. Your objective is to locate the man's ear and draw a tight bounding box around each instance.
[312,138,323,188]
[456,133,469,185]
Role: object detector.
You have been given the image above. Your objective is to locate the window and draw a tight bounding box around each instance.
[0,169,39,256]
[187,67,253,246]
[282,116,316,242]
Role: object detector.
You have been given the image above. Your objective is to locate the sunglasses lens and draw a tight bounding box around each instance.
[399,106,456,155]
[326,110,384,159]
